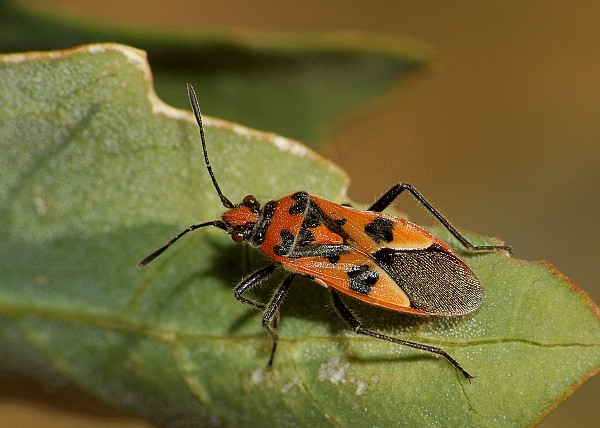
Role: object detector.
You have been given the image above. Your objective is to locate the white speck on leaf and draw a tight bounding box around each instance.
[281,378,301,393]
[251,367,265,385]
[319,356,349,386]
[355,381,367,396]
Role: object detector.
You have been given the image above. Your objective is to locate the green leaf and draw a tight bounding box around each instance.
[1,44,598,427]
[0,0,431,145]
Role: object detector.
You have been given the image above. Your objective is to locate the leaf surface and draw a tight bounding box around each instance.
[0,44,598,427]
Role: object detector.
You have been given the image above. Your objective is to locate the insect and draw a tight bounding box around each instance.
[139,84,512,380]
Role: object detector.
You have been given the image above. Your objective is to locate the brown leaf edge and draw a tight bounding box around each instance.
[532,259,600,426]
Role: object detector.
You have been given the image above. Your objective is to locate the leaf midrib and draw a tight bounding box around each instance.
[1,302,597,349]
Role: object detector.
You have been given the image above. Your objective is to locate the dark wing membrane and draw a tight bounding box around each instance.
[373,244,483,316]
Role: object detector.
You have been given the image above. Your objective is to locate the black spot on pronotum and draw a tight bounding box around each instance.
[365,217,394,243]
[251,200,277,246]
[273,229,295,256]
[289,192,309,215]
[347,264,379,295]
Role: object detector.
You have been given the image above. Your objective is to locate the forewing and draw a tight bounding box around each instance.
[284,251,429,314]
[304,196,483,316]
[310,196,436,253]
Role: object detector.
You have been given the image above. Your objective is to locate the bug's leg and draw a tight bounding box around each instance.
[262,274,296,366]
[234,264,277,311]
[368,182,512,254]
[330,290,474,380]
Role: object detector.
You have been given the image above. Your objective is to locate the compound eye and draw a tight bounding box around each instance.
[231,230,245,242]
[243,194,257,208]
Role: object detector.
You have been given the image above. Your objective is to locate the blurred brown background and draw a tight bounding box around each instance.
[5,1,599,427]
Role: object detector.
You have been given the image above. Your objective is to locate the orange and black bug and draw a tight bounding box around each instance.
[139,84,512,380]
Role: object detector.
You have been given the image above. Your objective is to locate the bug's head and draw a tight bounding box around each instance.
[222,194,261,242]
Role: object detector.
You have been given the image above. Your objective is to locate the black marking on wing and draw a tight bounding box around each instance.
[372,244,483,315]
[289,244,350,264]
[297,228,315,244]
[308,200,350,241]
[335,218,347,228]
[365,217,394,243]
[347,264,379,295]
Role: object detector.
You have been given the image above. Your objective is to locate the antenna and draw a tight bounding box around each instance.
[186,84,234,209]
[138,85,235,269]
[138,220,227,268]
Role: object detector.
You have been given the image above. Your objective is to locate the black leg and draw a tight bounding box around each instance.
[234,264,277,311]
[262,274,296,366]
[368,182,512,254]
[330,290,474,380]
